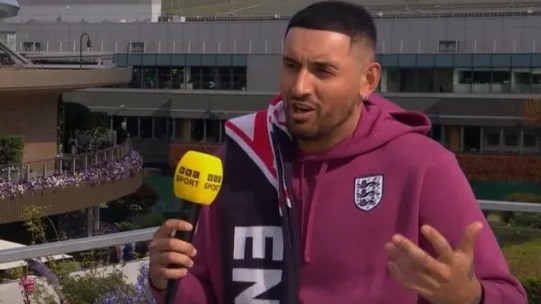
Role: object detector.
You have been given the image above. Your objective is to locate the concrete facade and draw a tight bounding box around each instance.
[1,15,540,54]
[0,96,58,162]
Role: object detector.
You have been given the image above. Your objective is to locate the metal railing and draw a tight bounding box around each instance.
[0,142,131,182]
[0,199,539,265]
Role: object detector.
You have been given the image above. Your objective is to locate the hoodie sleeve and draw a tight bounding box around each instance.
[418,152,527,304]
[150,145,226,304]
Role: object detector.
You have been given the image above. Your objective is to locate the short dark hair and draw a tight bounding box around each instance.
[285,1,377,52]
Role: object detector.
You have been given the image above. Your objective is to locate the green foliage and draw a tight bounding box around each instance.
[60,268,134,304]
[3,266,24,281]
[502,237,541,303]
[521,277,541,304]
[135,212,166,228]
[53,261,81,275]
[61,102,109,153]
[0,134,24,165]
[105,183,159,223]
[497,193,541,229]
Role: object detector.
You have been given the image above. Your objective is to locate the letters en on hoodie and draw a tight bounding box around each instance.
[151,94,527,304]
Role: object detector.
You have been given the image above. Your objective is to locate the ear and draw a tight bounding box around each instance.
[359,62,381,99]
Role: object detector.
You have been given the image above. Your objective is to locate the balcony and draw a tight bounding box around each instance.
[0,142,143,224]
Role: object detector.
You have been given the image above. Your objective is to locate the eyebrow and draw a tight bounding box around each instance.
[282,55,340,68]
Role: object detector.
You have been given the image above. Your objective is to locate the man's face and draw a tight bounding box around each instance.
[279,28,369,142]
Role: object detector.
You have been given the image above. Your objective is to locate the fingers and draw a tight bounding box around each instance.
[458,222,483,256]
[153,219,194,239]
[149,237,198,258]
[386,235,448,281]
[420,225,453,262]
[148,220,198,288]
[387,260,438,296]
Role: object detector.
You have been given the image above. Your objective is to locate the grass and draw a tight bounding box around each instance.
[502,237,541,279]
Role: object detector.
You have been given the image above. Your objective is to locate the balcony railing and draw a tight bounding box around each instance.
[0,142,131,183]
[0,199,538,264]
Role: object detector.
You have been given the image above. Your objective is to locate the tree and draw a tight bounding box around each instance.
[60,102,109,154]
[102,184,159,224]
[523,98,541,124]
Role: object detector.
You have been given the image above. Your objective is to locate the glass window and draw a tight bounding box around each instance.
[205,119,222,143]
[454,54,472,68]
[202,67,217,89]
[154,117,168,139]
[416,54,434,68]
[472,54,491,68]
[190,67,203,89]
[217,67,233,90]
[142,67,157,88]
[126,117,138,137]
[492,54,511,68]
[434,54,453,67]
[171,67,185,89]
[191,119,205,141]
[462,126,481,153]
[130,67,142,88]
[398,55,416,68]
[140,117,152,138]
[511,54,531,68]
[157,67,172,89]
[232,67,247,90]
[483,127,500,152]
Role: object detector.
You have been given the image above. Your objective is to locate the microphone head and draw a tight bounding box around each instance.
[173,150,223,205]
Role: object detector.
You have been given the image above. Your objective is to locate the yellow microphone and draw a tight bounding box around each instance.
[165,150,223,304]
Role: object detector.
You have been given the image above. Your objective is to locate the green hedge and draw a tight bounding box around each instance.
[0,134,24,165]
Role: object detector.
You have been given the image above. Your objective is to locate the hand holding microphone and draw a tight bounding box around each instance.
[148,150,223,303]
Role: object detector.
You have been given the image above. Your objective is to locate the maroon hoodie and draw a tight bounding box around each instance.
[151,94,526,303]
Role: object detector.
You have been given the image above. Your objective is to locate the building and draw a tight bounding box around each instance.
[1,0,162,23]
[0,0,143,226]
[2,0,540,211]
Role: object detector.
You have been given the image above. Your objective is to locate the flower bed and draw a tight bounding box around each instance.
[0,150,143,200]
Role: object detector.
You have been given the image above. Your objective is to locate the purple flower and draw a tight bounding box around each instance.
[98,263,156,304]
[27,258,59,284]
[0,150,143,200]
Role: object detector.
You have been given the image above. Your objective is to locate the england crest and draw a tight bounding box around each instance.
[354,174,383,211]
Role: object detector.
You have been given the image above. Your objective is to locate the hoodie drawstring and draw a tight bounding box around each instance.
[301,162,328,264]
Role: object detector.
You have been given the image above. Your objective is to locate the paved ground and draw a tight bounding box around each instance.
[0,258,149,304]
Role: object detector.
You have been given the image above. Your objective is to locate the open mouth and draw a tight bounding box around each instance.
[292,103,315,113]
[290,103,316,121]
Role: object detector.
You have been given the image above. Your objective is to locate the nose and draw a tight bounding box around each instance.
[291,69,313,98]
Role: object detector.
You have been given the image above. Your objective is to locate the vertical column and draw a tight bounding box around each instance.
[379,69,388,93]
[450,126,461,152]
[94,205,100,232]
[87,207,93,237]
[181,119,192,141]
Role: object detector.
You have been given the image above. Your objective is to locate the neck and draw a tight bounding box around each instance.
[297,108,361,154]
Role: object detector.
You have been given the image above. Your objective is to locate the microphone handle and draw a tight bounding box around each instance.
[164,201,202,304]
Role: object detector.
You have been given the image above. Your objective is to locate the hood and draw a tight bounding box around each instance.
[289,94,431,264]
[296,93,431,161]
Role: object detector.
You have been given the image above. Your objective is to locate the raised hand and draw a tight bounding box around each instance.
[148,219,198,290]
[385,222,484,304]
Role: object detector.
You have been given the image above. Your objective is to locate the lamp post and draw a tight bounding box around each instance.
[79,32,92,68]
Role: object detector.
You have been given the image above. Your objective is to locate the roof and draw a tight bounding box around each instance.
[164,0,541,17]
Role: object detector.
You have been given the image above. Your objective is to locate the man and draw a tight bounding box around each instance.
[148,1,527,303]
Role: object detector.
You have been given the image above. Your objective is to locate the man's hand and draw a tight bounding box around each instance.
[385,221,484,304]
[148,219,198,290]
